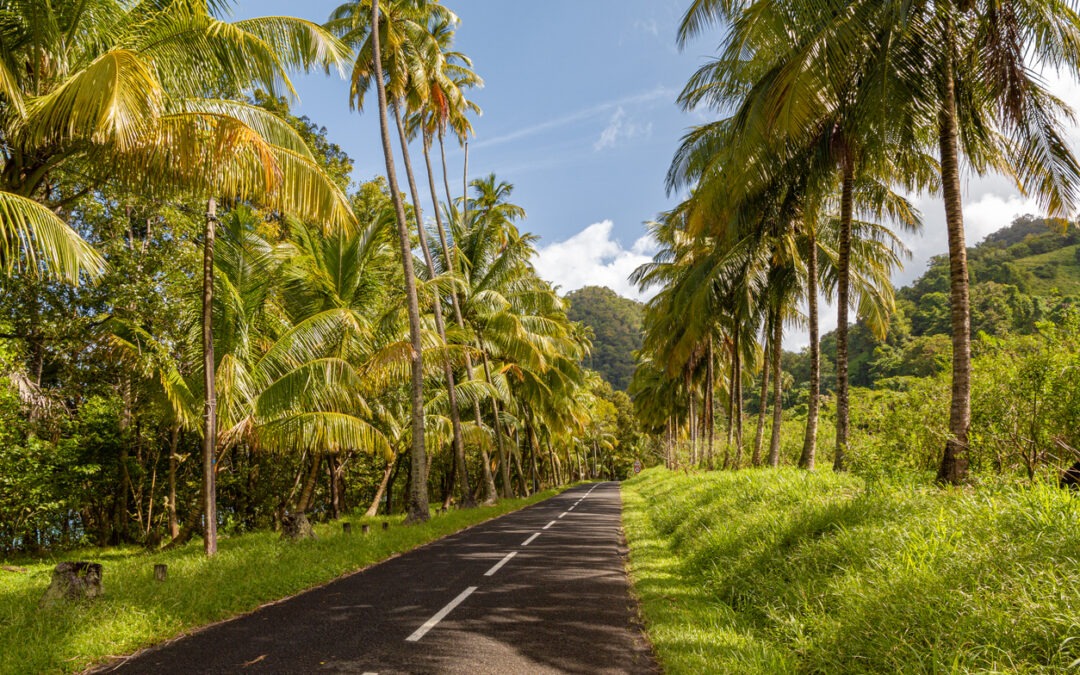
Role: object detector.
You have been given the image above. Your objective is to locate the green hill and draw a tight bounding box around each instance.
[565,286,644,390]
[787,215,1080,393]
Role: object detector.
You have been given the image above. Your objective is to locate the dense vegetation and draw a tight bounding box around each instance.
[624,469,1080,674]
[0,0,638,558]
[564,286,643,390]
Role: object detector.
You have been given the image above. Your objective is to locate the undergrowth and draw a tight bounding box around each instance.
[0,490,562,675]
[623,468,1080,674]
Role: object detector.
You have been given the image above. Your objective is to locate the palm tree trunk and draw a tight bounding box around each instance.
[168,425,179,539]
[835,156,854,472]
[297,453,321,514]
[480,348,512,498]
[688,385,697,467]
[365,459,394,518]
[936,25,971,486]
[439,132,455,214]
[201,197,218,556]
[769,308,784,467]
[752,341,769,467]
[371,0,428,523]
[734,332,744,468]
[393,109,473,509]
[706,336,715,470]
[800,226,820,471]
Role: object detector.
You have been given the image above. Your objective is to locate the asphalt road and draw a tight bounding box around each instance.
[100,482,658,674]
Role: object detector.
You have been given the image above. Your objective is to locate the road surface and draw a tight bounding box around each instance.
[101,482,658,674]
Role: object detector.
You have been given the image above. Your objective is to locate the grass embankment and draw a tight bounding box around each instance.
[623,468,1080,674]
[0,490,563,675]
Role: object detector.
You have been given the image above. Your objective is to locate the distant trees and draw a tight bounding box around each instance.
[565,287,643,391]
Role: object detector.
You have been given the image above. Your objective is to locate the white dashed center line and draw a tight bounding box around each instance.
[484,551,517,577]
[543,520,557,529]
[406,586,477,642]
[558,512,568,519]
[522,532,541,546]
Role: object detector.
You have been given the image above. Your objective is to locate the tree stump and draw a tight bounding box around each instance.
[361,524,370,535]
[342,522,352,535]
[41,562,102,605]
[281,513,316,540]
[154,564,168,582]
[382,521,389,531]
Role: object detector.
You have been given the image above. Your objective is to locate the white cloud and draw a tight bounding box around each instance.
[534,221,658,301]
[633,18,660,37]
[594,107,654,151]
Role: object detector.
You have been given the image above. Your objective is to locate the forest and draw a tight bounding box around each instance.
[0,0,637,559]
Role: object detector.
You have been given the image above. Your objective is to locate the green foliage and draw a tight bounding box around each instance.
[624,468,1080,674]
[565,286,643,391]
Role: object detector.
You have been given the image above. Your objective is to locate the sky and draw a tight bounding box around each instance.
[232,1,1080,348]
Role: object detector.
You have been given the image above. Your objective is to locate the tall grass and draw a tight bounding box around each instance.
[623,468,1080,674]
[0,491,562,675]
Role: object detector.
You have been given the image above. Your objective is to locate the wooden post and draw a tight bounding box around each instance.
[382,521,389,531]
[342,522,352,535]
[361,524,370,535]
[154,564,168,582]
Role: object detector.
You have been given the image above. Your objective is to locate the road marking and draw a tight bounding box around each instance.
[522,532,540,546]
[559,512,568,519]
[484,551,517,577]
[567,505,575,511]
[405,586,477,642]
[543,520,556,529]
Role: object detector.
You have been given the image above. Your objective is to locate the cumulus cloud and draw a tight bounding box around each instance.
[594,107,654,151]
[534,221,658,301]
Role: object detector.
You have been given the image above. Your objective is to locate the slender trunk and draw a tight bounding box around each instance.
[201,197,218,556]
[734,333,744,468]
[835,156,854,472]
[800,227,820,470]
[394,111,473,508]
[439,132,455,214]
[297,453,321,514]
[480,349,512,498]
[168,425,179,539]
[688,385,697,467]
[706,337,715,470]
[752,342,769,467]
[936,26,971,485]
[365,460,394,518]
[769,308,784,467]
[371,1,428,522]
[328,453,341,520]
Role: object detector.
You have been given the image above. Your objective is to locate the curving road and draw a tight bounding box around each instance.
[100,482,658,674]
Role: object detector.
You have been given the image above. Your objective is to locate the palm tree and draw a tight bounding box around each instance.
[1,0,356,554]
[677,0,1080,484]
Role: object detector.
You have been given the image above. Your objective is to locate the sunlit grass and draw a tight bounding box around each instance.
[622,468,1080,674]
[0,490,564,675]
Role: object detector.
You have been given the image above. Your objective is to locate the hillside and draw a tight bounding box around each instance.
[565,286,644,390]
[785,215,1080,394]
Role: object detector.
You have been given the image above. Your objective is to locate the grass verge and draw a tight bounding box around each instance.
[0,489,564,675]
[622,468,1080,674]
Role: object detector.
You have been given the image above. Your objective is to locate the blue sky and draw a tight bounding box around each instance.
[232,1,1080,347]
[233,0,703,298]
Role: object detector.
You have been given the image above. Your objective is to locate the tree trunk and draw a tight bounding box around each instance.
[365,460,394,518]
[688,384,697,467]
[202,197,218,556]
[734,333,744,468]
[480,349,512,498]
[167,425,179,539]
[297,453,321,514]
[706,337,715,470]
[394,111,472,509]
[371,0,428,523]
[800,226,820,470]
[835,156,854,472]
[936,26,972,486]
[752,341,769,467]
[421,136,475,507]
[328,453,341,520]
[769,309,784,467]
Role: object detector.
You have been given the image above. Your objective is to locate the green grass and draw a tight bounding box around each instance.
[0,490,565,674]
[622,468,1080,674]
